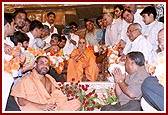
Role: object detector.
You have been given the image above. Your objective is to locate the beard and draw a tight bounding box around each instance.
[36,67,49,75]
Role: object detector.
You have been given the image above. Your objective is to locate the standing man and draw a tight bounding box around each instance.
[26,20,44,48]
[4,9,27,48]
[63,22,79,57]
[103,12,122,47]
[140,6,164,53]
[13,9,27,32]
[3,13,16,111]
[114,5,124,19]
[43,11,58,34]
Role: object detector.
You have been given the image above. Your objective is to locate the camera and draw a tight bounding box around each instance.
[63,25,71,35]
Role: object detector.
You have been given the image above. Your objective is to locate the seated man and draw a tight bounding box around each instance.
[67,38,99,82]
[101,51,150,111]
[10,56,81,111]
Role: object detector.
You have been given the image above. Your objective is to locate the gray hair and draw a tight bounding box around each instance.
[103,12,115,18]
[127,51,145,66]
[128,23,142,33]
[43,25,50,32]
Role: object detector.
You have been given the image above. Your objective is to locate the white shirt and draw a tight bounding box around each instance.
[63,33,79,55]
[143,20,164,52]
[121,12,146,44]
[43,35,51,44]
[105,19,122,47]
[120,20,130,43]
[4,37,14,48]
[124,35,156,64]
[43,21,58,34]
[26,32,36,47]
[134,10,146,34]
[33,38,46,50]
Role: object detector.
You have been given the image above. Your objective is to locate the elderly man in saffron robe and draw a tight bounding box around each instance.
[67,38,99,82]
[11,56,81,111]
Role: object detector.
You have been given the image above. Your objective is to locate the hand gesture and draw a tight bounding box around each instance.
[4,43,12,55]
[112,67,126,83]
[39,103,57,111]
[50,24,54,33]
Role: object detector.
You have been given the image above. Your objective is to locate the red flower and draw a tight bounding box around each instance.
[57,81,102,111]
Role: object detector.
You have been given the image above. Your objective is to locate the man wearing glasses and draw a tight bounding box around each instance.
[122,23,156,65]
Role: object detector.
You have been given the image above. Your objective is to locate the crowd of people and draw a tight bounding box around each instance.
[3,4,165,111]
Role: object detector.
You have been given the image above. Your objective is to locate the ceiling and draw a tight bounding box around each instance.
[4,3,150,13]
[4,4,114,13]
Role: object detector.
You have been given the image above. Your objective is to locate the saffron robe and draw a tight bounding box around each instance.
[67,48,99,82]
[11,69,81,111]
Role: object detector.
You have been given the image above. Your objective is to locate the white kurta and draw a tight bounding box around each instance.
[143,20,164,52]
[124,35,156,65]
[120,11,146,44]
[63,33,79,56]
[26,32,36,47]
[4,37,14,48]
[43,22,58,34]
[105,19,122,47]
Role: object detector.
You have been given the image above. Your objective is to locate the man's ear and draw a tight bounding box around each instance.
[149,13,154,18]
[5,23,10,29]
[33,62,37,68]
[34,28,38,32]
[130,59,135,66]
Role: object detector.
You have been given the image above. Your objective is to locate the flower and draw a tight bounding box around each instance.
[4,46,21,77]
[57,80,102,111]
[25,47,45,66]
[101,87,118,105]
[47,51,64,74]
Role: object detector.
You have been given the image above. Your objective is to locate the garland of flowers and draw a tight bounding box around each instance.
[46,47,64,74]
[24,47,65,74]
[4,46,21,77]
[107,45,121,66]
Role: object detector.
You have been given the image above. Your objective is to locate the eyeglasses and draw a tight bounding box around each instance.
[127,29,139,34]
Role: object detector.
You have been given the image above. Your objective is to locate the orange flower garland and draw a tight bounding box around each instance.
[4,46,21,77]
[47,48,64,74]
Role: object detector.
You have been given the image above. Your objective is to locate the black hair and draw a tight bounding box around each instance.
[140,6,157,19]
[84,19,94,28]
[47,12,55,17]
[51,33,60,39]
[127,51,145,66]
[121,9,132,18]
[13,9,27,19]
[29,20,44,31]
[69,22,78,28]
[10,31,30,46]
[96,16,103,28]
[25,18,31,24]
[114,4,124,11]
[4,13,14,26]
[36,56,49,63]
[59,35,67,42]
